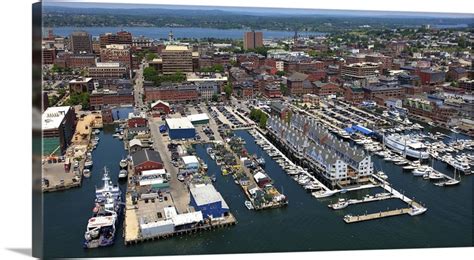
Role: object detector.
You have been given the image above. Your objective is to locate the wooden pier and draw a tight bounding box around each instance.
[124,214,237,246]
[343,208,412,223]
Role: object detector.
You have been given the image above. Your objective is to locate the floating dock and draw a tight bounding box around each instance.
[343,208,413,223]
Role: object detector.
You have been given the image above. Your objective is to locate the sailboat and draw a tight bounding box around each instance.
[444,168,461,186]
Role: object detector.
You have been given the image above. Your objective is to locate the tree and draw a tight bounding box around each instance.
[224,82,233,99]
[64,92,90,110]
[280,83,289,96]
[145,52,158,61]
[143,67,158,81]
[259,113,268,129]
[276,71,286,77]
[211,93,219,102]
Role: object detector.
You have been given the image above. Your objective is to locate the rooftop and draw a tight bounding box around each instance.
[131,149,162,166]
[190,184,229,209]
[165,117,195,130]
[187,113,210,123]
[165,45,189,51]
[42,106,72,130]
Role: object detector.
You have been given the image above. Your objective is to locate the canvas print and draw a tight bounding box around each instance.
[36,1,473,258]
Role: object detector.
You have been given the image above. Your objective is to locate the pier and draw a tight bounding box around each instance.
[343,208,413,223]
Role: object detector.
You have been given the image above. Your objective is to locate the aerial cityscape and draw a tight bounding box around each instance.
[40,2,473,258]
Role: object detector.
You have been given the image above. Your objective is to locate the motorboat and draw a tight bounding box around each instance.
[119,159,128,169]
[329,198,349,210]
[84,159,93,169]
[83,169,91,178]
[412,166,432,177]
[428,172,444,180]
[245,200,254,210]
[312,190,337,198]
[118,169,128,179]
[376,171,388,180]
[409,207,427,216]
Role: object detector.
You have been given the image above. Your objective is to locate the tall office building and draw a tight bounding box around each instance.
[99,31,133,48]
[243,31,263,50]
[69,31,92,54]
[162,45,193,75]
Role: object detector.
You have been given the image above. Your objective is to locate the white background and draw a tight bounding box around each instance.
[0,0,472,259]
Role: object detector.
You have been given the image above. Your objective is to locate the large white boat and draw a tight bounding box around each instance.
[84,167,121,249]
[383,134,429,159]
[449,160,471,173]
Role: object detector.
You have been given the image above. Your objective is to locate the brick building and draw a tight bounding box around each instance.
[99,31,133,48]
[243,31,263,50]
[287,72,309,96]
[100,44,132,70]
[89,88,134,110]
[144,84,199,103]
[313,81,341,96]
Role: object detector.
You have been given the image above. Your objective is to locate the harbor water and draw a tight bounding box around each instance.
[50,26,321,40]
[43,129,473,258]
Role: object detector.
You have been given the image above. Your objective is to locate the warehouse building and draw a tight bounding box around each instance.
[189,184,230,219]
[131,149,163,174]
[187,113,210,125]
[165,117,196,140]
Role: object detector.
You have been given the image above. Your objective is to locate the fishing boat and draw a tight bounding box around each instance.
[83,169,91,178]
[94,136,100,142]
[118,169,128,179]
[112,133,120,138]
[84,167,121,249]
[94,129,100,135]
[119,158,128,169]
[244,200,254,210]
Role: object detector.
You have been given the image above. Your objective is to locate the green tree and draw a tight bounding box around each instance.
[276,71,286,77]
[223,82,233,99]
[143,67,158,81]
[259,113,268,128]
[145,52,158,61]
[211,93,219,102]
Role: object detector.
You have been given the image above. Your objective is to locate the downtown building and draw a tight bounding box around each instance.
[243,31,263,50]
[89,88,135,110]
[69,31,93,54]
[88,62,129,80]
[99,31,133,48]
[100,44,133,74]
[144,83,199,103]
[161,45,193,75]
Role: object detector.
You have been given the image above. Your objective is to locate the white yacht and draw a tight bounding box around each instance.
[383,134,429,159]
[412,166,432,177]
[329,198,349,210]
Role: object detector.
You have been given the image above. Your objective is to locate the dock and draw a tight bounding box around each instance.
[343,208,412,223]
